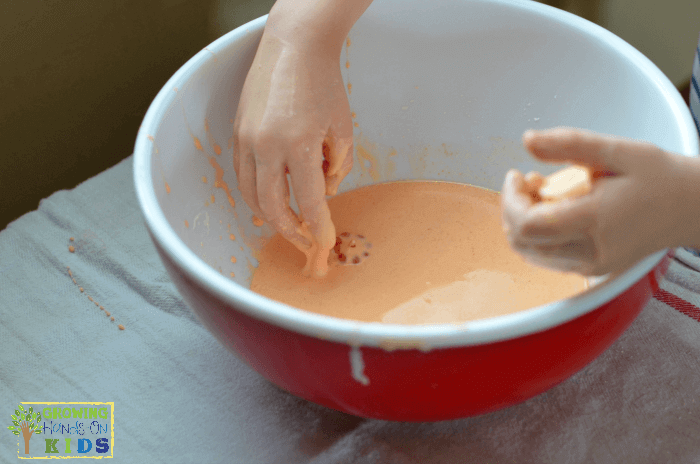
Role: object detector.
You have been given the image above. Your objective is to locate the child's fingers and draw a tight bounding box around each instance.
[501,169,536,233]
[523,127,628,175]
[517,193,596,248]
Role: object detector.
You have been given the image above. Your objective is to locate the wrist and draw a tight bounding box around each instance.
[266,0,372,57]
[666,151,700,249]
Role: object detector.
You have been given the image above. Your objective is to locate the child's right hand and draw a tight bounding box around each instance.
[501,127,688,276]
[232,25,354,275]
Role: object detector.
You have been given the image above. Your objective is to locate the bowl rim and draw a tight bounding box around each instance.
[133,0,699,350]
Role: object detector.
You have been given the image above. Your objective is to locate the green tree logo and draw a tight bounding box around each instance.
[7,404,42,454]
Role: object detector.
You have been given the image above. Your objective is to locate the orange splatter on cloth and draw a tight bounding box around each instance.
[252,216,264,227]
[118,324,125,330]
[105,311,111,317]
[68,245,75,253]
[209,157,236,208]
[79,287,84,293]
[100,306,104,310]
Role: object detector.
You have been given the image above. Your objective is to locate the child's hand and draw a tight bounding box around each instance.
[501,127,685,276]
[232,29,353,274]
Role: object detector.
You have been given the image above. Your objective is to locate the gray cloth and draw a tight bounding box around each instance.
[2,156,700,463]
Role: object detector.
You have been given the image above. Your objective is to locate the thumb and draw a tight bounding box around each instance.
[523,127,631,178]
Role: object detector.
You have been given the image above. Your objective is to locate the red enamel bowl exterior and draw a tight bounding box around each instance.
[153,230,673,421]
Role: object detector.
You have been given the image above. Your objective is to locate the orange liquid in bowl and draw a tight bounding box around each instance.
[250,181,587,324]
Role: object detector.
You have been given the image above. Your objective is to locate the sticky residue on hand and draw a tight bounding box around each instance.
[538,165,592,202]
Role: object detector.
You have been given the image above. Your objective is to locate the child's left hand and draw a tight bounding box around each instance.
[501,127,687,276]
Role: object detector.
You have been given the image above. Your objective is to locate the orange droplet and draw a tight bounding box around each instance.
[354,122,359,127]
[94,301,99,307]
[88,296,93,302]
[214,144,222,156]
[347,83,352,94]
[351,112,356,118]
[72,278,77,284]
[194,137,203,151]
[79,287,84,293]
[68,245,75,253]
[118,324,125,330]
[105,311,111,317]
[209,157,236,208]
[229,234,235,241]
[100,306,104,310]
[211,194,215,203]
[165,182,171,194]
[230,272,235,278]
[346,61,350,69]
[69,237,75,242]
[252,216,264,227]
[219,235,222,240]
[230,256,237,263]
[185,220,189,228]
[68,270,73,277]
[202,176,208,184]
[346,37,351,47]
[110,317,115,321]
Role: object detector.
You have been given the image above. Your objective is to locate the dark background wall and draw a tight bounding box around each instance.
[0,0,274,231]
[0,0,695,231]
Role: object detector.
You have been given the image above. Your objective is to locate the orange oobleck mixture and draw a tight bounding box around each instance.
[250,181,587,324]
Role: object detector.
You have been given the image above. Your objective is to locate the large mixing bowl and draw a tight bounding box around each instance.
[133,0,699,421]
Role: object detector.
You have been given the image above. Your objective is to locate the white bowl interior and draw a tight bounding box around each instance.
[136,0,698,345]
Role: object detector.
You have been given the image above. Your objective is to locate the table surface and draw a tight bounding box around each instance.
[2,155,700,464]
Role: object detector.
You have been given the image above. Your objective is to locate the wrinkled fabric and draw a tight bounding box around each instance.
[2,155,700,463]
